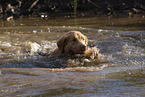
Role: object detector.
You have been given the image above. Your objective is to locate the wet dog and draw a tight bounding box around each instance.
[45,31,99,59]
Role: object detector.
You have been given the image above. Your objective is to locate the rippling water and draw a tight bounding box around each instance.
[0,16,145,96]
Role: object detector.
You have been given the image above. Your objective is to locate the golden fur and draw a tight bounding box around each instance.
[48,31,99,59]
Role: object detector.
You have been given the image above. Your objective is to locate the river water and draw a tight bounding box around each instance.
[0,16,145,96]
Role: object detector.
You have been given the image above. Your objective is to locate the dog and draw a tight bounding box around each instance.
[44,31,99,59]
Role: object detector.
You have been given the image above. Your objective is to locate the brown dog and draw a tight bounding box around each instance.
[48,31,99,59]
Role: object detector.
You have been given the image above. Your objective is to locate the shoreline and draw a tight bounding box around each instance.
[0,0,145,19]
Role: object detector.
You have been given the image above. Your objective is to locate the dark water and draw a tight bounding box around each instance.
[0,16,145,96]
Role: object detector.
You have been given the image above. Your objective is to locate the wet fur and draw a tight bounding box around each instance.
[46,31,99,59]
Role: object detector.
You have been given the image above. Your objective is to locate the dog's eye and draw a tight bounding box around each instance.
[72,38,77,42]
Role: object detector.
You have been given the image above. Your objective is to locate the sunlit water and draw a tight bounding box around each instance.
[0,16,145,96]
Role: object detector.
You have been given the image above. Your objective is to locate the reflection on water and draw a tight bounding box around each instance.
[0,16,145,96]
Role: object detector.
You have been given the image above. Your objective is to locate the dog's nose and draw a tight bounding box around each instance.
[81,45,87,51]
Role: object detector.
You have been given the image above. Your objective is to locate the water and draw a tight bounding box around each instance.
[0,16,145,96]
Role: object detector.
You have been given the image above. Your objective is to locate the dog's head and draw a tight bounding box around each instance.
[57,31,88,55]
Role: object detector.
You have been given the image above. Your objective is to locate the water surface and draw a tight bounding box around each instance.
[0,16,145,96]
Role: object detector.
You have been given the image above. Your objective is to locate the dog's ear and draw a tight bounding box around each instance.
[57,35,68,53]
